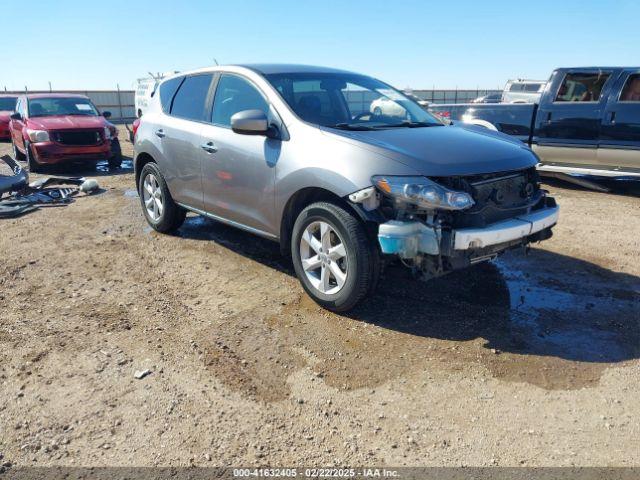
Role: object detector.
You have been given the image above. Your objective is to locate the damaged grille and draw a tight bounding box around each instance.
[52,130,102,146]
[433,167,543,228]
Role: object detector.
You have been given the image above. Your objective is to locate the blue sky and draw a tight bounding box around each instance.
[3,0,638,91]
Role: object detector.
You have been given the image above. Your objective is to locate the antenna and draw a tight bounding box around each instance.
[213,58,219,66]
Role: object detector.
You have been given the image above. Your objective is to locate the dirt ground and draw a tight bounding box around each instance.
[0,126,638,468]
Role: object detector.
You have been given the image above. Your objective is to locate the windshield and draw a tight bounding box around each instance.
[28,97,99,117]
[0,97,17,111]
[264,72,442,129]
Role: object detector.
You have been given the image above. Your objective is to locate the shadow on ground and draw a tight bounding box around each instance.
[177,215,639,376]
[40,156,134,177]
[542,176,640,197]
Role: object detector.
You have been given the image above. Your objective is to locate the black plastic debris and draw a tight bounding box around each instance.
[0,154,28,195]
[0,154,99,218]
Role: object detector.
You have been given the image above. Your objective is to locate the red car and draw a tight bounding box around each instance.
[9,93,122,172]
[0,94,18,140]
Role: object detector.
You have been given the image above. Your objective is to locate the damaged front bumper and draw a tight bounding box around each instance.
[377,197,558,275]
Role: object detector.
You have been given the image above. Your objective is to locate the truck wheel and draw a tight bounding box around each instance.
[108,139,123,169]
[25,141,40,173]
[138,162,186,233]
[12,139,25,161]
[291,202,380,312]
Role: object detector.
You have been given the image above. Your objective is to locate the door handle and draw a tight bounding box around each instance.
[200,141,218,153]
[546,112,552,124]
[155,129,166,138]
[609,111,616,125]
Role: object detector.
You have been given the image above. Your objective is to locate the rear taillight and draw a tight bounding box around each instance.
[132,119,140,141]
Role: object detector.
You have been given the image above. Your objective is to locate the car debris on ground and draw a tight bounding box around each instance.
[0,154,100,218]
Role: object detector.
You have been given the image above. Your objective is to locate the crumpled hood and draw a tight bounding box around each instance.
[27,115,107,131]
[323,124,537,176]
[0,112,11,124]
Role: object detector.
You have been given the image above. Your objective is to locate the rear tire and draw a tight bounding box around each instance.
[291,201,380,312]
[138,162,186,233]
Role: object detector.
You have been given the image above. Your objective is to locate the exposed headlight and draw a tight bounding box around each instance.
[372,175,475,211]
[26,129,50,143]
[104,126,112,139]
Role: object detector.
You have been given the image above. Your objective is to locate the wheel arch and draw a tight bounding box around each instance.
[134,152,156,187]
[462,117,499,131]
[279,187,370,257]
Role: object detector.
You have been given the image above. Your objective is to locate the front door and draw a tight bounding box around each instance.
[534,68,615,167]
[599,69,640,172]
[10,97,27,151]
[200,73,279,236]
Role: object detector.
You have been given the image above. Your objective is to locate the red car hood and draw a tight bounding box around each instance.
[0,111,11,124]
[27,115,107,131]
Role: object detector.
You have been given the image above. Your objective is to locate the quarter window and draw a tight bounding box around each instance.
[170,74,213,121]
[159,76,184,113]
[555,73,610,102]
[211,74,269,127]
[620,74,640,102]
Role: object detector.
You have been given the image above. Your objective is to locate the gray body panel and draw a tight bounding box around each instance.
[135,65,540,241]
[200,122,278,233]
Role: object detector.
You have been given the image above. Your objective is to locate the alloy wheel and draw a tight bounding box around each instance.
[142,173,164,221]
[299,221,348,295]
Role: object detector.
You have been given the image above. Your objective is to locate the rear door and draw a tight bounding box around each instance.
[159,73,215,209]
[599,69,640,171]
[534,68,615,167]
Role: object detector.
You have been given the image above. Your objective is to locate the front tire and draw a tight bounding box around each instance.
[25,141,40,173]
[12,139,26,161]
[138,162,186,233]
[108,139,123,169]
[291,202,380,312]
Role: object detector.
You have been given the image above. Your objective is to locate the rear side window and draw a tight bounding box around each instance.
[555,73,610,102]
[159,76,183,113]
[211,74,269,127]
[170,74,213,121]
[619,74,640,102]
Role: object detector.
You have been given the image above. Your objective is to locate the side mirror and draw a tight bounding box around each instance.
[10,112,21,121]
[231,110,270,136]
[102,111,112,119]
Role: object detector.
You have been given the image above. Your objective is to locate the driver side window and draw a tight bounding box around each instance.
[212,74,269,127]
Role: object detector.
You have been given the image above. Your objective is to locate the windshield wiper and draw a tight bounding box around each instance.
[329,123,376,131]
[382,121,440,128]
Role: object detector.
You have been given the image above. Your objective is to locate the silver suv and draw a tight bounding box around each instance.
[134,64,558,311]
